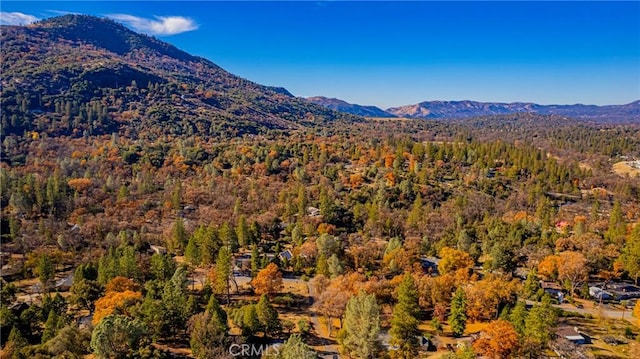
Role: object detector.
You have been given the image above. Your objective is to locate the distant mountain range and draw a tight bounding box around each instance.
[306,97,640,122]
[305,96,396,118]
[0,15,359,138]
[387,100,640,122]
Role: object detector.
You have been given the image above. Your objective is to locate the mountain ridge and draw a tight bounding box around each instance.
[386,100,640,122]
[305,96,396,118]
[0,15,360,138]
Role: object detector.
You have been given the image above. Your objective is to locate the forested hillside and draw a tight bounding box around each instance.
[2,14,640,359]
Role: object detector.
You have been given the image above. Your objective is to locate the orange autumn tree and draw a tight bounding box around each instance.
[92,277,142,325]
[473,319,520,359]
[252,263,283,296]
[438,247,474,275]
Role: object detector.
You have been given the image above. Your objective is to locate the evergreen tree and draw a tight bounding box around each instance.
[508,301,528,336]
[41,309,60,343]
[522,268,541,299]
[278,334,317,359]
[215,246,232,304]
[185,235,201,265]
[256,294,281,334]
[219,222,239,253]
[389,273,420,358]
[161,267,189,335]
[523,295,557,355]
[449,287,467,338]
[339,291,381,359]
[90,315,148,359]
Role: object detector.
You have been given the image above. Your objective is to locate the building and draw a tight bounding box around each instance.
[556,326,588,345]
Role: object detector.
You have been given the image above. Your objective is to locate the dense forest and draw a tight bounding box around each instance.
[1,15,640,359]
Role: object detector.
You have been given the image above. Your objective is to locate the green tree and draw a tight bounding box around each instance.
[606,200,626,241]
[621,224,640,284]
[449,287,467,338]
[237,215,251,247]
[508,301,528,336]
[170,218,187,254]
[150,253,176,281]
[256,294,281,334]
[219,222,238,253]
[339,291,381,359]
[523,296,557,356]
[241,304,260,337]
[188,310,228,359]
[90,315,148,359]
[161,266,189,335]
[327,254,344,278]
[215,246,233,304]
[390,273,420,358]
[37,253,55,293]
[185,235,201,265]
[278,334,317,359]
[41,309,61,343]
[522,268,541,299]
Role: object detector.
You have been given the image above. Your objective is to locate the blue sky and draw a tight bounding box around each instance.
[1,1,639,108]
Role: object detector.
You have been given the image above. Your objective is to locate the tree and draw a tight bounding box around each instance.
[189,310,228,359]
[523,296,557,355]
[256,294,281,334]
[41,309,62,343]
[3,326,28,359]
[214,246,233,304]
[45,325,91,358]
[508,301,528,336]
[92,290,143,325]
[150,253,176,281]
[390,273,420,358]
[339,291,381,359]
[185,235,201,265]
[556,251,588,296]
[327,253,345,278]
[522,268,541,299]
[633,300,640,327]
[472,320,520,359]
[253,263,283,296]
[449,287,467,338]
[170,217,187,254]
[90,315,148,359]
[621,225,640,284]
[37,253,55,292]
[438,247,474,275]
[278,334,317,359]
[161,266,190,335]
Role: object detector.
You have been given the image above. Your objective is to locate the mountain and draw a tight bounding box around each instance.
[387,100,640,122]
[306,96,396,118]
[0,15,360,138]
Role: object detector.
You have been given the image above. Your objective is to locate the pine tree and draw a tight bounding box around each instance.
[523,295,557,355]
[449,287,467,338]
[278,334,317,359]
[390,273,420,358]
[185,235,201,265]
[340,291,381,359]
[508,301,528,336]
[256,294,281,334]
[41,309,60,343]
[215,246,232,304]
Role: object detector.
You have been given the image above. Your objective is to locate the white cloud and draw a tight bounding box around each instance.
[0,12,39,26]
[107,14,198,36]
